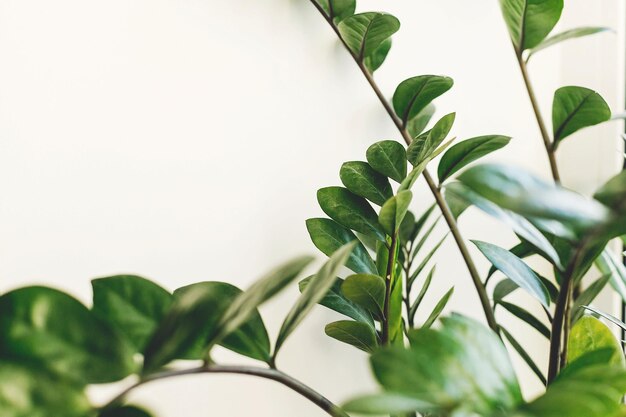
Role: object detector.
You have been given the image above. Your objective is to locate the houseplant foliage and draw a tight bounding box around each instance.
[2,1,626,417]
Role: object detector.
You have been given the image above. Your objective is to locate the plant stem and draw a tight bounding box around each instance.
[306,0,499,333]
[103,365,349,417]
[382,233,398,345]
[515,53,561,183]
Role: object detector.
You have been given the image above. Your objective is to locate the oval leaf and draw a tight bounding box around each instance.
[499,0,563,51]
[325,320,378,353]
[407,113,455,166]
[342,273,386,320]
[340,161,393,206]
[437,135,511,183]
[568,315,624,367]
[338,12,400,60]
[392,75,453,125]
[378,191,413,236]
[366,140,407,183]
[553,86,611,145]
[317,0,355,23]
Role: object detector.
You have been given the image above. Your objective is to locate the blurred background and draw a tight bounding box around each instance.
[0,0,624,415]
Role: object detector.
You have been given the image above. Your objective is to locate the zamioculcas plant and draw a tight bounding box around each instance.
[2,1,626,416]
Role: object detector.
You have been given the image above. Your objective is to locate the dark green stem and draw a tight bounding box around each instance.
[103,365,349,417]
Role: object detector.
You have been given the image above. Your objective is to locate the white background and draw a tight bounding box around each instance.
[0,0,623,415]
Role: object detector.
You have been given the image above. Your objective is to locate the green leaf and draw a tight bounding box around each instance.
[306,218,378,274]
[568,315,624,367]
[529,27,612,57]
[274,243,356,355]
[338,12,400,60]
[91,275,172,352]
[343,393,437,415]
[553,86,611,145]
[392,75,453,125]
[0,362,90,417]
[378,191,413,236]
[100,406,153,417]
[398,210,416,243]
[557,348,615,382]
[572,274,611,323]
[437,135,511,183]
[340,161,393,206]
[341,273,386,320]
[500,326,547,385]
[498,301,550,338]
[325,320,378,353]
[299,276,374,327]
[371,315,522,415]
[317,0,355,23]
[409,265,436,321]
[582,306,626,334]
[399,138,454,192]
[172,282,270,362]
[406,103,436,138]
[493,278,519,302]
[317,187,386,241]
[366,140,407,183]
[499,0,563,51]
[473,240,550,308]
[364,38,392,73]
[458,164,611,234]
[0,287,135,384]
[488,242,536,279]
[422,287,454,329]
[594,169,626,210]
[596,250,626,303]
[407,113,455,167]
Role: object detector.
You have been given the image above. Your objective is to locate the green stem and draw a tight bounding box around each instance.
[382,233,398,345]
[306,0,499,333]
[103,365,349,417]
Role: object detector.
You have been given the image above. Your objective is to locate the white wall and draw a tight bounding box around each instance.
[0,0,622,415]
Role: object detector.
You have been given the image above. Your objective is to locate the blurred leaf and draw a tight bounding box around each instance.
[500,326,547,385]
[342,274,386,320]
[378,191,413,236]
[529,27,612,57]
[171,282,270,362]
[366,140,407,183]
[473,240,550,308]
[364,38,392,73]
[444,186,471,219]
[594,169,626,211]
[407,113,455,166]
[437,135,511,183]
[582,306,626,334]
[317,0,355,23]
[499,0,563,51]
[370,315,522,415]
[458,164,611,234]
[422,287,454,329]
[299,276,374,328]
[0,287,135,384]
[498,301,550,338]
[325,320,378,353]
[338,12,400,60]
[306,218,378,274]
[392,75,453,125]
[596,250,626,303]
[407,103,436,138]
[100,405,153,417]
[553,86,611,145]
[275,243,356,355]
[493,278,520,302]
[343,393,437,415]
[0,362,90,417]
[340,161,393,206]
[557,348,615,382]
[572,274,611,323]
[409,265,436,321]
[92,275,172,352]
[568,315,624,367]
[318,186,386,241]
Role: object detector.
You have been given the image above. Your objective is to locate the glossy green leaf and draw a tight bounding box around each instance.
[340,161,393,206]
[500,326,547,385]
[399,138,454,192]
[529,27,612,57]
[317,0,355,23]
[171,282,270,362]
[378,191,412,236]
[318,187,386,241]
[568,315,624,367]
[406,103,436,138]
[371,315,522,415]
[437,135,511,183]
[343,392,437,415]
[572,274,611,323]
[299,276,374,327]
[422,287,454,329]
[458,164,611,234]
[366,140,407,183]
[0,362,90,417]
[488,242,536,279]
[0,287,135,384]
[499,0,563,51]
[553,86,611,145]
[392,75,453,125]
[325,320,378,353]
[275,243,356,355]
[91,275,172,351]
[100,406,153,417]
[338,12,400,60]
[364,38,392,73]
[407,113,455,166]
[306,218,378,274]
[341,273,386,320]
[473,240,550,308]
[498,301,550,338]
